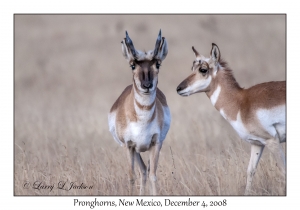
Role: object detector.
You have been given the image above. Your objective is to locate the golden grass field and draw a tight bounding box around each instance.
[14,15,286,195]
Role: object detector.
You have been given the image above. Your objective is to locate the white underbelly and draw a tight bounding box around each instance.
[220,105,286,145]
[221,109,266,145]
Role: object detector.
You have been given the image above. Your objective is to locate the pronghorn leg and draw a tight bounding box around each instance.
[266,138,286,195]
[245,144,265,195]
[147,159,150,176]
[266,138,286,174]
[135,152,147,195]
[149,141,162,196]
[126,147,135,195]
[147,159,150,194]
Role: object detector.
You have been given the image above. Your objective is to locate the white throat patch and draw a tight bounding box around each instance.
[210,85,221,106]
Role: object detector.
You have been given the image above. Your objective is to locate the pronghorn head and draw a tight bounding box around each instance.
[177,43,221,96]
[121,30,168,95]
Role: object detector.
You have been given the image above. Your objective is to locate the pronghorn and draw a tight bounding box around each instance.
[176,43,286,195]
[108,30,170,195]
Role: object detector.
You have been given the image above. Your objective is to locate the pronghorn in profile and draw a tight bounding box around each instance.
[108,30,170,195]
[176,43,286,195]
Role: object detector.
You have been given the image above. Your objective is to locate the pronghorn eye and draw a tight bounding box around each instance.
[156,62,161,69]
[199,68,208,73]
[130,65,135,70]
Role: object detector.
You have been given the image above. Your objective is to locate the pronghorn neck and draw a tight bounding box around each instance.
[132,81,156,120]
[206,66,243,114]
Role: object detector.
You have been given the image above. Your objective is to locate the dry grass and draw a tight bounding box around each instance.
[14,15,286,195]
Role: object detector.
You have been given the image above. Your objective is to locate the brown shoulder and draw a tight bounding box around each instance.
[156,88,168,107]
[110,85,133,112]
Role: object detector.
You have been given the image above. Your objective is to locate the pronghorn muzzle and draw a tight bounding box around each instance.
[142,81,153,90]
[140,71,153,93]
[176,80,189,96]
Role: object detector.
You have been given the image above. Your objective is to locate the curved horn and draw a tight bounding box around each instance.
[192,46,200,57]
[125,31,137,58]
[153,29,162,57]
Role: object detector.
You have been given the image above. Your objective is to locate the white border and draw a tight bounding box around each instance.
[2,0,299,209]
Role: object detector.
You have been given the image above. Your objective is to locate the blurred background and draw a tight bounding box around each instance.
[14,15,285,195]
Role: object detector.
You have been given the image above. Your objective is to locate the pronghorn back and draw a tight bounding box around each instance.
[243,81,285,110]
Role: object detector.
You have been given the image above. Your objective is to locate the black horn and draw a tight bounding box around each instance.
[153,29,162,57]
[125,31,137,58]
[192,46,200,57]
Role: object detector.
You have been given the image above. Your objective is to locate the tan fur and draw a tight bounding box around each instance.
[110,85,137,142]
[109,30,170,195]
[111,55,168,140]
[206,66,286,141]
[155,97,164,130]
[177,44,286,195]
[156,87,168,107]
[135,99,155,110]
[180,58,286,129]
[111,84,168,137]
[207,65,286,122]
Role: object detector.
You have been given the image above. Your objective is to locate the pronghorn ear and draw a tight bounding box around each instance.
[155,38,168,61]
[153,30,168,61]
[121,40,133,61]
[210,43,221,63]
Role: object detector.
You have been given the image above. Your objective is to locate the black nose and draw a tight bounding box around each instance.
[142,82,153,89]
[176,86,182,92]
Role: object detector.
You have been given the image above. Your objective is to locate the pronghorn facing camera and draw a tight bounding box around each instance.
[176,44,286,195]
[108,30,171,195]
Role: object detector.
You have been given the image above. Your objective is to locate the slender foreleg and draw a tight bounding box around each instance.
[266,138,286,194]
[148,140,162,196]
[245,144,265,195]
[135,152,147,195]
[126,147,135,195]
[266,138,286,174]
